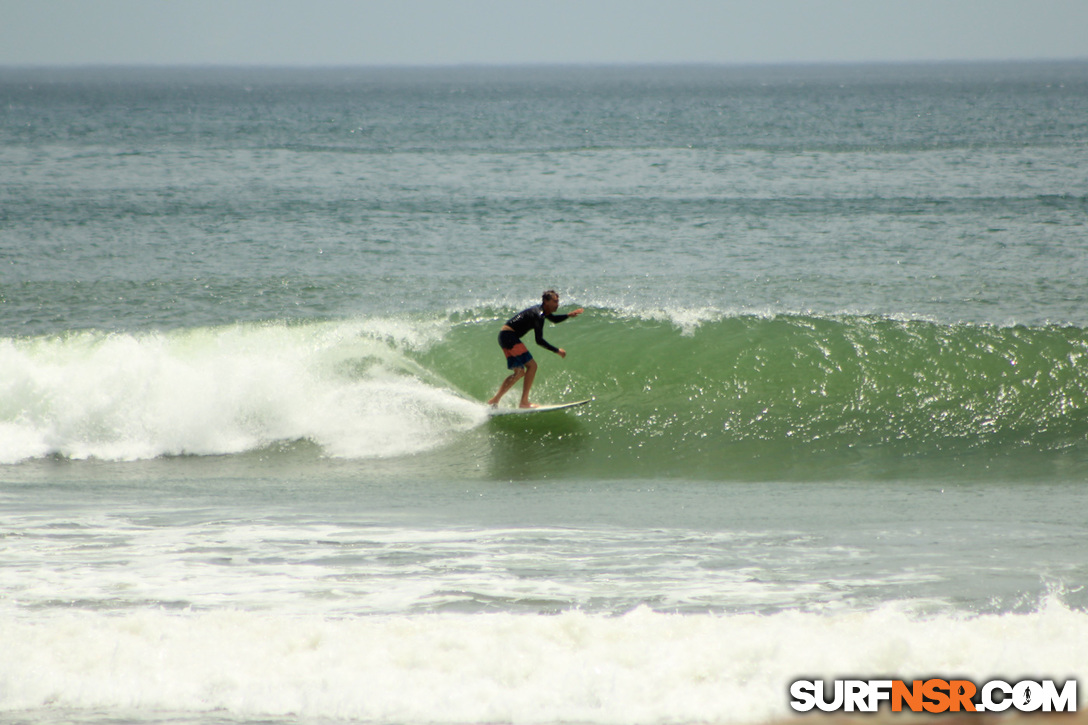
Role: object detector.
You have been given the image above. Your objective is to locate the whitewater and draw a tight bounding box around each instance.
[0,318,485,463]
[3,605,1085,723]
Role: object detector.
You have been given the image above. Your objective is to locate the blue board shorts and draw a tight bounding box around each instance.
[498,330,533,369]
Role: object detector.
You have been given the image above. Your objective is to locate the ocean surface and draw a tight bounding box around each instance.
[2,61,1088,723]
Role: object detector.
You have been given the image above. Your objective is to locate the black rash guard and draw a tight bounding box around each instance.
[504,305,570,353]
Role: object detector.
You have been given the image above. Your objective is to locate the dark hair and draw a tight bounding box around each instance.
[542,289,558,303]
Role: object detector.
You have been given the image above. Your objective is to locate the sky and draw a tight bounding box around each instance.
[2,0,1086,68]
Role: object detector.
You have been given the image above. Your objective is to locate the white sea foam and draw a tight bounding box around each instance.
[1,602,1085,723]
[0,321,485,464]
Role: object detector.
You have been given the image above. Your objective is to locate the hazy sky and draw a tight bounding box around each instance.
[2,0,1086,67]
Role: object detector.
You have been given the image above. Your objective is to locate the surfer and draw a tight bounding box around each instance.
[488,290,584,408]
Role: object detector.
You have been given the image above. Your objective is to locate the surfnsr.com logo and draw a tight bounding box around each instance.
[789,678,1078,713]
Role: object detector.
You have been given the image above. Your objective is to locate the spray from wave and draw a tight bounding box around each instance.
[0,320,484,464]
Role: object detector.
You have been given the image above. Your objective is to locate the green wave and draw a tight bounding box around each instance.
[413,310,1088,480]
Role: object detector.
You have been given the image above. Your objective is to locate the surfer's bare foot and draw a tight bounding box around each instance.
[519,402,539,409]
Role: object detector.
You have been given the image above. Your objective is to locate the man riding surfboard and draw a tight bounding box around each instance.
[488,290,584,409]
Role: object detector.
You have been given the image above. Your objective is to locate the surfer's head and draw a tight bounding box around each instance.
[542,289,559,313]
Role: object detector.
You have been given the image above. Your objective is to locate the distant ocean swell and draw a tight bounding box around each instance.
[3,310,1087,477]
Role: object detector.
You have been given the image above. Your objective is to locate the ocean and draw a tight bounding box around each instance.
[2,61,1087,723]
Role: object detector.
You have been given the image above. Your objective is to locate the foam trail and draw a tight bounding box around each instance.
[1,603,1085,723]
[0,321,485,463]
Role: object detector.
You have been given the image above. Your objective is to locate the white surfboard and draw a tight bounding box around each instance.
[487,398,593,417]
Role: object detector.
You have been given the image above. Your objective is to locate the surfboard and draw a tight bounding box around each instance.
[487,398,593,417]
